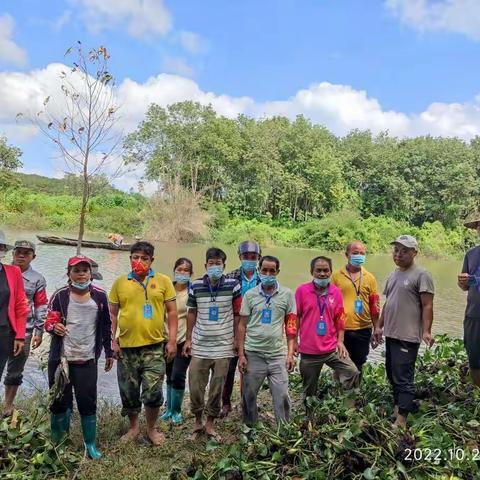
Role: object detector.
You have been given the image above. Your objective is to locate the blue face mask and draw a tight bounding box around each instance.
[349,254,366,267]
[174,273,191,284]
[259,273,277,287]
[71,280,91,290]
[313,277,330,288]
[207,266,223,280]
[241,260,257,272]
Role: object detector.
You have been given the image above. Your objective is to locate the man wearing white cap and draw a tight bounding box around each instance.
[372,235,434,428]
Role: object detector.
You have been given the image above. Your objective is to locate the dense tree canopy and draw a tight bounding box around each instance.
[0,136,22,190]
[125,101,478,229]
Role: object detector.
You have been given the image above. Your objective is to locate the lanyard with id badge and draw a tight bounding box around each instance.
[260,291,274,325]
[348,270,363,315]
[133,274,153,319]
[316,290,328,336]
[207,279,220,321]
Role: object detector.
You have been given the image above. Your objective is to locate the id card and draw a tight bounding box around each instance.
[316,319,327,336]
[143,303,153,319]
[261,308,272,324]
[354,299,364,315]
[209,306,219,321]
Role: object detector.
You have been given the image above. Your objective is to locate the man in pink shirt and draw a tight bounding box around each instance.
[296,256,359,405]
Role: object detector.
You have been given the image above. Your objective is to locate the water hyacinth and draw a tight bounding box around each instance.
[177,336,480,480]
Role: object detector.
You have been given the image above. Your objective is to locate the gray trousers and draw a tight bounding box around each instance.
[242,351,290,427]
[5,332,32,386]
[300,350,359,399]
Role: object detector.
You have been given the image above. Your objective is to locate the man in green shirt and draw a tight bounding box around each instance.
[237,255,297,426]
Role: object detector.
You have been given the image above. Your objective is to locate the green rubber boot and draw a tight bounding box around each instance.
[80,415,102,460]
[171,388,185,425]
[50,409,71,444]
[160,384,173,421]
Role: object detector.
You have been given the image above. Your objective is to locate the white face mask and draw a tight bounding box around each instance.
[0,251,6,260]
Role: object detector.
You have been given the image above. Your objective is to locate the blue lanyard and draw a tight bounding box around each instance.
[315,287,329,319]
[259,286,275,308]
[132,273,151,302]
[207,278,220,303]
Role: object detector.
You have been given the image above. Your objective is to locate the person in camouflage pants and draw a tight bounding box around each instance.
[117,344,166,416]
[109,241,178,446]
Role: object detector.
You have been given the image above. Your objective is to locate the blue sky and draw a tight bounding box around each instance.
[1,0,480,190]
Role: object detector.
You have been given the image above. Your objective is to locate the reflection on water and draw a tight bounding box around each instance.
[1,228,470,402]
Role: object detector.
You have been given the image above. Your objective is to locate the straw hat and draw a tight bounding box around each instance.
[463,211,480,229]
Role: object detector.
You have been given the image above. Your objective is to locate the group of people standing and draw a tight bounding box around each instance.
[0,221,479,459]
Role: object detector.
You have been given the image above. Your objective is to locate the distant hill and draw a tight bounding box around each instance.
[17,172,122,196]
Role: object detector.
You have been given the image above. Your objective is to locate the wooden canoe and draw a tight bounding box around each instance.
[37,235,131,251]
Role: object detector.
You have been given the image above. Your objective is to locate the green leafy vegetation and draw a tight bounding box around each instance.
[211,213,474,257]
[2,337,479,479]
[0,399,80,478]
[125,102,480,229]
[1,103,479,255]
[0,180,145,236]
[176,336,479,479]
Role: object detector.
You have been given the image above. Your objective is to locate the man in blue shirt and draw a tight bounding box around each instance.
[221,240,261,418]
[458,215,480,387]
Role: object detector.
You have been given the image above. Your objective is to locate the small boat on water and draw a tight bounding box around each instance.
[37,235,131,251]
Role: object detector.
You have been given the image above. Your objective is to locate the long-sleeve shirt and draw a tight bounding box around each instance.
[21,265,48,337]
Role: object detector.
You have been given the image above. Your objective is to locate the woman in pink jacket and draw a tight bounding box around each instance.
[0,230,29,411]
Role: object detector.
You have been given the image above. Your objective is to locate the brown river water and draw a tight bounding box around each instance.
[0,228,470,403]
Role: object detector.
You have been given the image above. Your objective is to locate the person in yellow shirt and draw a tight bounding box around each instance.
[331,241,380,376]
[109,241,178,445]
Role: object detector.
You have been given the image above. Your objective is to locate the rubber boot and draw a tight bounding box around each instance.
[50,409,71,444]
[160,384,173,421]
[170,388,185,425]
[80,415,102,460]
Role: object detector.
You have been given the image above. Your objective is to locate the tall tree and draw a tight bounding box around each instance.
[0,136,22,190]
[21,43,121,253]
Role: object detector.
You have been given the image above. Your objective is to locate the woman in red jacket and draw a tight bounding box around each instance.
[0,230,29,409]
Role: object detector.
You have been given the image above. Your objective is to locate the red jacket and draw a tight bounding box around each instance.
[3,264,30,340]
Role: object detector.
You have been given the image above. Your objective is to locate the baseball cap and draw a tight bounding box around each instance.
[14,240,36,252]
[90,259,103,280]
[390,234,418,250]
[238,240,262,256]
[0,230,13,250]
[67,255,93,267]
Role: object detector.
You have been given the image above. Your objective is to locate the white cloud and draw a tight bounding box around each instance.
[161,56,194,77]
[0,14,28,67]
[74,0,172,38]
[179,31,205,54]
[52,10,72,31]
[4,63,480,191]
[386,0,480,40]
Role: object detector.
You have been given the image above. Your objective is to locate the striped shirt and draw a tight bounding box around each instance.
[187,274,242,359]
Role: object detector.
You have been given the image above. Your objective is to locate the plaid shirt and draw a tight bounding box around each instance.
[225,267,261,297]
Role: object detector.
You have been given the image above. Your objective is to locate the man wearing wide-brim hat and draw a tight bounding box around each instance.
[458,214,480,387]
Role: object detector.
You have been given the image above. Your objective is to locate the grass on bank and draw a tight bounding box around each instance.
[2,336,480,479]
[0,183,476,257]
